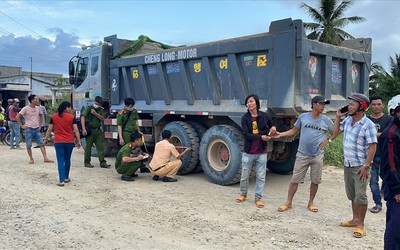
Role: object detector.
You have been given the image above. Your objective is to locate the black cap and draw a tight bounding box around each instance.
[94,96,103,103]
[312,96,330,105]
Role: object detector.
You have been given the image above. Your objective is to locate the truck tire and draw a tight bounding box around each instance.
[267,140,299,174]
[187,121,207,173]
[200,125,244,186]
[162,121,199,175]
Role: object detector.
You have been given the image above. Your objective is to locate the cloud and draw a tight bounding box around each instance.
[0,28,81,75]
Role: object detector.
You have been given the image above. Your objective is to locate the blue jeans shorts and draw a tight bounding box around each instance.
[25,127,44,148]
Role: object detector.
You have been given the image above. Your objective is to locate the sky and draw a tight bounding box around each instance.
[0,0,399,77]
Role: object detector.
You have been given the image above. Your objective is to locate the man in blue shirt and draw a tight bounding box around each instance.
[333,93,377,238]
[274,95,335,213]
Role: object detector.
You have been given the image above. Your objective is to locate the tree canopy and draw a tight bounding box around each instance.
[301,0,365,45]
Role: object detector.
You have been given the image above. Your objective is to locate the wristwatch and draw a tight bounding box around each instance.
[328,138,332,144]
[363,165,371,170]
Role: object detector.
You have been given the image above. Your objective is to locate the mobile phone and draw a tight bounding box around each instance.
[340,105,349,113]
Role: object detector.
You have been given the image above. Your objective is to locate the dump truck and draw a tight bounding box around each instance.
[68,18,371,185]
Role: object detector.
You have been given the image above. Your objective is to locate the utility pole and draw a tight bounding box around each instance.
[29,57,32,92]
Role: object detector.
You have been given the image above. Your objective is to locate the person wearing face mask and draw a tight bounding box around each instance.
[81,96,110,168]
[117,98,140,146]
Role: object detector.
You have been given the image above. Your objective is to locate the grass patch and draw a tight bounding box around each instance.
[324,134,344,168]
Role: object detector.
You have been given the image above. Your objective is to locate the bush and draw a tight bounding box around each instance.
[324,134,344,167]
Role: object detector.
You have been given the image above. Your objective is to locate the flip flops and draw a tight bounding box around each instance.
[369,205,382,213]
[308,205,319,213]
[339,221,356,227]
[353,227,366,238]
[277,204,292,212]
[236,195,246,203]
[255,199,264,208]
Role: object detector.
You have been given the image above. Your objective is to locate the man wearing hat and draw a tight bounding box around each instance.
[274,95,336,213]
[8,98,22,149]
[334,93,377,238]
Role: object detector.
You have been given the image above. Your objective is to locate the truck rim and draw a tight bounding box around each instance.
[207,139,230,171]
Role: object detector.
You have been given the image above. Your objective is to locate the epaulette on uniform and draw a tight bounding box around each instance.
[128,143,135,149]
[118,109,127,115]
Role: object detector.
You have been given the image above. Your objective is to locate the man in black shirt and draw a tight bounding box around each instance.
[367,96,393,213]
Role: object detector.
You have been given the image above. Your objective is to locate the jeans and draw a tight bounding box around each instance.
[369,155,382,206]
[383,186,400,249]
[9,121,20,148]
[54,143,75,183]
[25,127,44,148]
[240,153,267,200]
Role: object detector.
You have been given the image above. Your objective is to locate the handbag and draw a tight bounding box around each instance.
[77,116,92,138]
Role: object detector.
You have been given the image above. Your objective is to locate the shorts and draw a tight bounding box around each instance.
[291,152,323,184]
[25,127,44,148]
[344,166,369,205]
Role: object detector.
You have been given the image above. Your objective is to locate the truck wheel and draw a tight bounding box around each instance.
[200,125,244,185]
[187,121,207,173]
[162,121,199,174]
[268,140,299,174]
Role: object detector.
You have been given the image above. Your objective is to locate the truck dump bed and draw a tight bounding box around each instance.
[107,18,371,124]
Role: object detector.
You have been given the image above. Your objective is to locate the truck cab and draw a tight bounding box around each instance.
[69,43,110,117]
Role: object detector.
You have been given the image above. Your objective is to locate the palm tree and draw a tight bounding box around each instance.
[301,0,365,45]
[369,54,400,102]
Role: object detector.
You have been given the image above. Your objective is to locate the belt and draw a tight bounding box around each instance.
[152,165,165,172]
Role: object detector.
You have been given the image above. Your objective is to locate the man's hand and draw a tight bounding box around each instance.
[82,128,87,136]
[119,137,125,146]
[357,167,369,182]
[90,109,97,115]
[319,139,329,149]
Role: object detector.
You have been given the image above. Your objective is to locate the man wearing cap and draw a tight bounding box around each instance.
[81,96,110,168]
[8,98,22,149]
[5,99,14,125]
[274,95,335,213]
[334,93,377,238]
[115,132,148,181]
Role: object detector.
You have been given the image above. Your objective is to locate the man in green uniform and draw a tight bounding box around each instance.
[117,97,150,173]
[81,96,111,168]
[115,132,148,181]
[117,97,140,146]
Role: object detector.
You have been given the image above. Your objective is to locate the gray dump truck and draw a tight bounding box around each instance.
[69,18,371,185]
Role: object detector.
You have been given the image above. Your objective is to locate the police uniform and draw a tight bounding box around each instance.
[82,105,108,167]
[117,108,139,145]
[115,142,144,177]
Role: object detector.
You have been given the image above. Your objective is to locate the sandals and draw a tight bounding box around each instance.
[64,178,71,183]
[56,183,65,187]
[255,199,264,208]
[369,205,382,213]
[236,194,246,203]
[278,204,292,212]
[353,227,366,238]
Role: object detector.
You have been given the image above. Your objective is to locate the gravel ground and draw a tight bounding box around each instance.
[0,143,385,249]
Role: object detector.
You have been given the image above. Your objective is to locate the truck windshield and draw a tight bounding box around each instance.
[75,57,89,88]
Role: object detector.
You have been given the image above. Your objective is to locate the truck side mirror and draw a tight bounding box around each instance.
[69,61,76,85]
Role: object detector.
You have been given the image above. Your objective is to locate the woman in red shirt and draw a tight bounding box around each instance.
[44,101,81,186]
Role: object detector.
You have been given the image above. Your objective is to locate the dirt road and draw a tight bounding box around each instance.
[0,143,385,249]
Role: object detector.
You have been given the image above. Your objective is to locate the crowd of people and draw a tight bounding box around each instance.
[1,92,399,247]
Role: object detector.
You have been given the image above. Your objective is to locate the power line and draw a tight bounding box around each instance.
[0,10,42,38]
